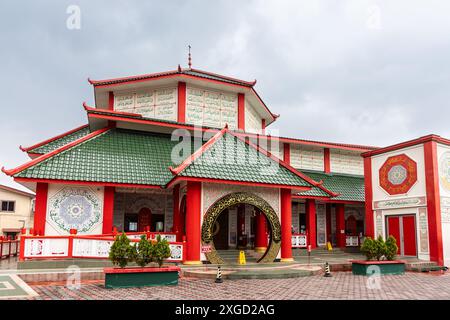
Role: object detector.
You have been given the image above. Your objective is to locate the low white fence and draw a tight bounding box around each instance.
[20,233,184,262]
[291,234,308,248]
[0,239,19,259]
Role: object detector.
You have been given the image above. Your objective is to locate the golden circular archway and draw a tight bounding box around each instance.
[201,192,281,264]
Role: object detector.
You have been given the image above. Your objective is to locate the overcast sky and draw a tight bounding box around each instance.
[1,0,450,191]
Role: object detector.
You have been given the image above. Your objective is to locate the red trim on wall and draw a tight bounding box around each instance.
[280,188,293,260]
[306,199,317,249]
[185,181,201,263]
[261,119,266,135]
[177,82,186,123]
[102,186,115,234]
[34,183,48,236]
[283,143,290,165]
[3,128,109,176]
[423,141,444,265]
[14,177,162,189]
[292,195,363,205]
[84,103,143,117]
[108,92,114,111]
[336,204,345,248]
[324,148,331,173]
[238,93,245,131]
[362,134,450,158]
[20,124,89,152]
[363,157,374,238]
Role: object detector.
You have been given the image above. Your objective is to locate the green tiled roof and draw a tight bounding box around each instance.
[297,171,365,202]
[176,132,329,191]
[16,129,182,186]
[28,126,91,154]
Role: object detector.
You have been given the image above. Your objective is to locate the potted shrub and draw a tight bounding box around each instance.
[351,236,405,276]
[104,233,180,289]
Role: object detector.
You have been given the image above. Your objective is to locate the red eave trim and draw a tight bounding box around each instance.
[83,103,143,117]
[20,124,89,152]
[166,176,312,191]
[189,68,256,86]
[2,128,110,176]
[87,111,375,152]
[362,134,450,158]
[292,195,363,205]
[169,126,228,175]
[13,178,162,189]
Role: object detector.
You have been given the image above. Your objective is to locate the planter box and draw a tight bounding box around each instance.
[351,260,406,276]
[104,266,180,289]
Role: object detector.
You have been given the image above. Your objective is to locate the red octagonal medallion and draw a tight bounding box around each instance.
[379,154,417,195]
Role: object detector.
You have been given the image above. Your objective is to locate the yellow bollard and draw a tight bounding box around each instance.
[327,242,333,251]
[238,250,246,265]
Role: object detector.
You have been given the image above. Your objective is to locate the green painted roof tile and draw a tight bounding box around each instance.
[28,126,91,154]
[297,171,365,202]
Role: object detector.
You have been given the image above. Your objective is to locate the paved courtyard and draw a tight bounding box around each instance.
[10,271,450,300]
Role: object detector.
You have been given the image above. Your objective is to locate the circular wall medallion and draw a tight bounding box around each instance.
[48,187,102,233]
[379,154,417,195]
[439,151,450,192]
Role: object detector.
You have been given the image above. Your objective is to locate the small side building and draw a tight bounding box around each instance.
[0,184,35,239]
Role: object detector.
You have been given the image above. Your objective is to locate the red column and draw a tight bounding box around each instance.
[238,93,245,131]
[324,148,331,173]
[172,184,181,241]
[283,143,290,164]
[336,204,346,248]
[177,82,186,123]
[424,141,444,265]
[280,188,293,262]
[306,199,317,249]
[255,211,268,253]
[184,181,202,265]
[261,119,266,135]
[326,204,332,243]
[108,92,114,110]
[102,187,115,234]
[237,205,245,248]
[34,183,48,236]
[363,156,375,238]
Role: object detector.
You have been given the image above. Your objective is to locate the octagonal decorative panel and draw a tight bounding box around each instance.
[48,187,102,233]
[379,154,417,195]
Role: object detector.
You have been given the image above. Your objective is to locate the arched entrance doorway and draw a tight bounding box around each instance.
[201,192,281,264]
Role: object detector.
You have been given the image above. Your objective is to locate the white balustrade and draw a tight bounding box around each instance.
[345,236,359,247]
[292,234,307,248]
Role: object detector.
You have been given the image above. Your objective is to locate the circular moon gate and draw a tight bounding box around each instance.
[201,192,281,264]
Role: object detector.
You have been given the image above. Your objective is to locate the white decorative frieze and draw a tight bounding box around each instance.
[330,149,364,175]
[114,87,177,122]
[186,86,237,129]
[290,145,324,171]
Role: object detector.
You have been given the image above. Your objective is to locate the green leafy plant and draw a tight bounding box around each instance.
[385,236,398,261]
[134,235,154,267]
[109,233,135,268]
[152,235,172,267]
[360,237,377,260]
[374,236,387,261]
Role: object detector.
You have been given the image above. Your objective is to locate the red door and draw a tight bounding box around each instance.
[386,216,401,254]
[402,215,417,256]
[386,215,416,256]
[138,208,151,232]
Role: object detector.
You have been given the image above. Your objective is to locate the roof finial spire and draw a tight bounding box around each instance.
[188,45,192,69]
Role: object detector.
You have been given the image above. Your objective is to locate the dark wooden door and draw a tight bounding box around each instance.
[138,208,151,232]
[213,210,229,250]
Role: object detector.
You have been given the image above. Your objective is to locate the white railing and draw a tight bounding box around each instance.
[292,234,308,248]
[20,234,184,262]
[345,235,359,247]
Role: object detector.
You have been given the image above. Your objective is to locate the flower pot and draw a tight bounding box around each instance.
[104,266,180,289]
[350,260,406,276]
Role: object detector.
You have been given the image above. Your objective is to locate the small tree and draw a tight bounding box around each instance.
[134,235,154,267]
[385,236,398,261]
[374,236,387,261]
[361,237,377,260]
[153,235,171,267]
[109,233,135,268]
